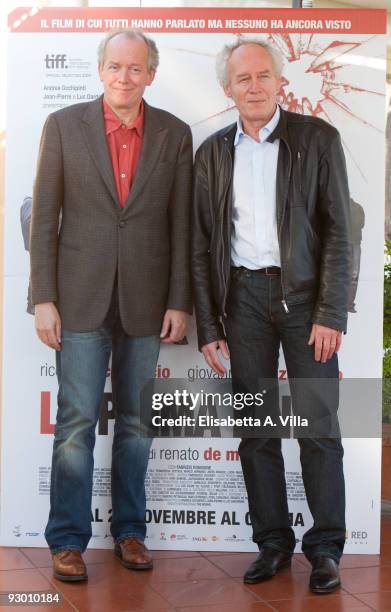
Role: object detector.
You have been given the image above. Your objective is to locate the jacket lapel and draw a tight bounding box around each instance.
[81,95,120,209]
[121,101,168,212]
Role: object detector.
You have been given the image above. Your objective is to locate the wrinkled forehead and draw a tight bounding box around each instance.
[102,34,149,65]
[228,44,276,76]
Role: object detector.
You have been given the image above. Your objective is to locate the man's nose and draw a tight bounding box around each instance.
[249,76,261,92]
[117,67,130,82]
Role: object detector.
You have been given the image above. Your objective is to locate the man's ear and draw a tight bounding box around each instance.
[146,70,156,87]
[223,82,232,99]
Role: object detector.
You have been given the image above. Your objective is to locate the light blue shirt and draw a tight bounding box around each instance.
[231,104,281,269]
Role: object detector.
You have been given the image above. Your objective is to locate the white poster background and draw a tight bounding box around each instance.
[1,8,386,552]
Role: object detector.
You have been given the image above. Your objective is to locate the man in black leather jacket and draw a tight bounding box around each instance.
[192,39,351,594]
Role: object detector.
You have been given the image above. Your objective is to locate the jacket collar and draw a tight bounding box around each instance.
[235,104,280,145]
[81,95,167,213]
[219,122,237,154]
[219,104,289,150]
[81,95,118,207]
[266,105,289,143]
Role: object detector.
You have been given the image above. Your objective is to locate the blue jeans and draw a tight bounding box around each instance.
[225,268,345,563]
[45,296,160,553]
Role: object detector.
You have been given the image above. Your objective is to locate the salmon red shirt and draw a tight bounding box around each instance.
[103,99,144,208]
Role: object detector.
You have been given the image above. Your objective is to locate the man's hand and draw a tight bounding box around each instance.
[35,302,62,351]
[308,323,342,363]
[160,309,188,343]
[201,340,230,376]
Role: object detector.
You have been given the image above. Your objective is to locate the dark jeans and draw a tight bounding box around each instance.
[45,292,160,553]
[225,268,345,563]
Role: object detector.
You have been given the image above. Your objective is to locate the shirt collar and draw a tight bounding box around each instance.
[234,104,280,146]
[103,98,144,137]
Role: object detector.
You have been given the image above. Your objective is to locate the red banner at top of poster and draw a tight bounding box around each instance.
[8,7,387,35]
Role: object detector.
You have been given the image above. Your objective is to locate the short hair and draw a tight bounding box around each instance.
[216,38,284,86]
[97,29,159,72]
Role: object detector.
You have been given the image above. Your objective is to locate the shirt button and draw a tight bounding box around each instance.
[122,144,127,149]
[120,173,126,179]
[121,124,125,129]
[119,220,125,228]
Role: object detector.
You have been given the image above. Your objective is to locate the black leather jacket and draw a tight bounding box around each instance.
[192,108,352,350]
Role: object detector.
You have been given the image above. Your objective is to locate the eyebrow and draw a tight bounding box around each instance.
[106,61,142,67]
[236,70,271,78]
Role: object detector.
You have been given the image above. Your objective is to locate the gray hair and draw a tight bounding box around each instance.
[216,38,284,86]
[98,29,159,72]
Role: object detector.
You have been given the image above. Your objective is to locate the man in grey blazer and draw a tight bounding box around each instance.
[30,30,192,582]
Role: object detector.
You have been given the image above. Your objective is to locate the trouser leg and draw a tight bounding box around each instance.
[45,326,112,553]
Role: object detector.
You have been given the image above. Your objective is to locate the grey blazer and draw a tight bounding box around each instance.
[30,96,193,336]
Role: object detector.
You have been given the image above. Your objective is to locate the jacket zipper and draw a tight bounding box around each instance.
[280,149,301,313]
[297,150,302,194]
[278,138,293,314]
[221,139,233,317]
[280,149,302,314]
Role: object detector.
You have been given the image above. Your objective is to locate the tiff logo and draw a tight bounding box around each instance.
[44,54,68,69]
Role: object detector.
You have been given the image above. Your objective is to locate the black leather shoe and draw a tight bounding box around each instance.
[243,547,292,584]
[309,556,341,594]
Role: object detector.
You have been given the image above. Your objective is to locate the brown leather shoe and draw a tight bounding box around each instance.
[52,549,87,582]
[114,537,153,570]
